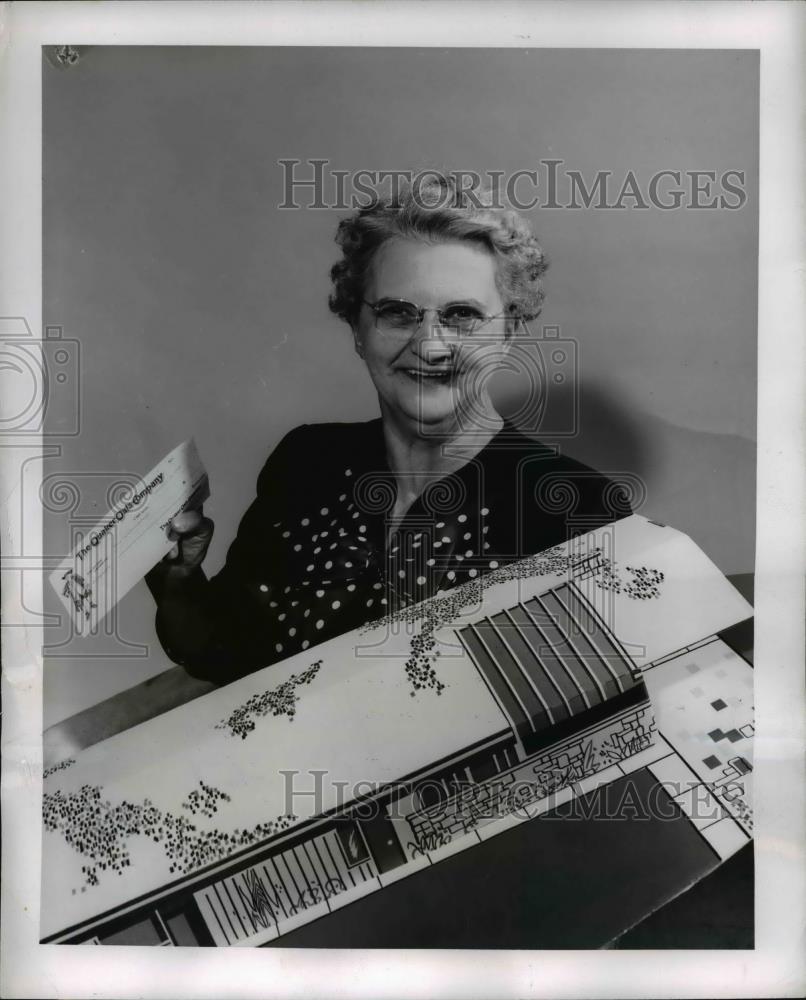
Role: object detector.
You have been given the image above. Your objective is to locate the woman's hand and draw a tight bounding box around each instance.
[162,509,215,576]
[145,507,220,673]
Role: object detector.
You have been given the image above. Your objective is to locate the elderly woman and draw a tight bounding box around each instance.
[147,175,628,683]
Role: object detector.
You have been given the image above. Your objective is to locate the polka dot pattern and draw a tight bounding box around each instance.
[209,421,636,700]
[244,459,501,660]
[244,474,506,669]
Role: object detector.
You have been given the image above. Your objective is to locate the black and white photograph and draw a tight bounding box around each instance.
[1,3,803,998]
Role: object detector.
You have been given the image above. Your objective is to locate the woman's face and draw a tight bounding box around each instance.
[354,238,511,438]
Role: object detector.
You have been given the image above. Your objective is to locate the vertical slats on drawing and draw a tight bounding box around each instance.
[459,626,535,744]
[524,595,606,704]
[193,826,376,945]
[538,591,621,700]
[504,604,590,716]
[492,610,572,722]
[559,586,637,684]
[459,582,641,742]
[474,620,552,730]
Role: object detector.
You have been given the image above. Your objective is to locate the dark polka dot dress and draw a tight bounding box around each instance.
[184,420,630,684]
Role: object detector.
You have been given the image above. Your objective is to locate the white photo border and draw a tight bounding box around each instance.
[1,2,804,997]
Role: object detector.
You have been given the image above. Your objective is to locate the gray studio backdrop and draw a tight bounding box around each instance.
[43,47,758,726]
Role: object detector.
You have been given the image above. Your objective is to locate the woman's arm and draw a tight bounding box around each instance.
[145,551,224,678]
[145,427,303,685]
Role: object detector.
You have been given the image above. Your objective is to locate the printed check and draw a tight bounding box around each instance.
[49,439,209,632]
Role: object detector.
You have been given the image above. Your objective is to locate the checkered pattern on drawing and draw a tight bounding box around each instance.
[644,641,754,835]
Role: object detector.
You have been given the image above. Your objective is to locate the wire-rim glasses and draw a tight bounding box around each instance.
[362,298,513,338]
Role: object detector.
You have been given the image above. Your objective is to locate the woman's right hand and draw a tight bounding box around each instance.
[146,507,219,672]
[162,508,215,576]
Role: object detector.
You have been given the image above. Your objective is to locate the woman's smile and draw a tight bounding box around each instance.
[398,365,456,385]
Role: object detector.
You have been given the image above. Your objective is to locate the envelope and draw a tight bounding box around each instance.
[49,439,209,632]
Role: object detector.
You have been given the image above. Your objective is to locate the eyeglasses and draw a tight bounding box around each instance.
[362,298,512,338]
